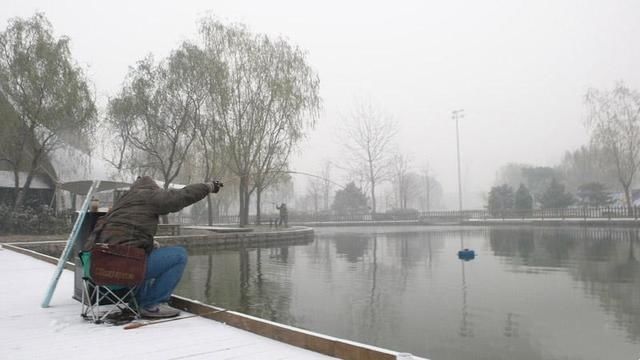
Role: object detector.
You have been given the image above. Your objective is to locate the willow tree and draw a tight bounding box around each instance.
[196,56,228,225]
[200,19,320,226]
[106,43,207,191]
[586,82,640,214]
[0,13,96,209]
[0,95,25,193]
[194,117,228,224]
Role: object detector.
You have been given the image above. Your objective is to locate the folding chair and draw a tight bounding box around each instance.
[79,244,146,324]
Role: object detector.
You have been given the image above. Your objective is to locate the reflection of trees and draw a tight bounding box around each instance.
[503,312,519,338]
[395,231,429,270]
[489,227,578,268]
[368,233,379,343]
[204,254,213,299]
[238,246,297,325]
[333,233,370,262]
[239,248,250,312]
[489,226,640,342]
[316,227,450,348]
[178,242,307,326]
[576,229,640,343]
[332,229,454,267]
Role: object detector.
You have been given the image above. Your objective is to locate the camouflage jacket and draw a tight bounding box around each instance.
[85,176,210,254]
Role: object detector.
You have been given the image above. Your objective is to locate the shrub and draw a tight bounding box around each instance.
[0,204,72,235]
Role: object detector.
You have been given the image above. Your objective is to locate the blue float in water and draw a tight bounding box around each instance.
[458,248,476,261]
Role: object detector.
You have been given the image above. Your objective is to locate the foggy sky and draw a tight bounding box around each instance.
[2,0,640,208]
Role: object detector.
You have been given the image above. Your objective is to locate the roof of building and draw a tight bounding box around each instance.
[59,180,132,195]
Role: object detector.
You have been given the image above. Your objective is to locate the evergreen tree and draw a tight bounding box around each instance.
[332,182,369,215]
[539,178,575,208]
[514,184,533,210]
[488,184,515,214]
[576,182,613,207]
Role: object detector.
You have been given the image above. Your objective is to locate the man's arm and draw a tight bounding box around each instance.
[149,184,211,215]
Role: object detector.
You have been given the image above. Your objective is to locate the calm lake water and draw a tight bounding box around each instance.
[175,226,640,360]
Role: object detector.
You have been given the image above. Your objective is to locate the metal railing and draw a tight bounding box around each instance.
[478,206,640,220]
[205,206,640,225]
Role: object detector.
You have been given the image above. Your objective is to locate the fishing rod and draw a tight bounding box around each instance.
[278,170,346,189]
[230,170,346,190]
[124,308,228,330]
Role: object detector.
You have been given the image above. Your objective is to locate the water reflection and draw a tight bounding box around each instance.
[334,233,369,262]
[174,226,640,360]
[490,227,640,344]
[199,245,296,324]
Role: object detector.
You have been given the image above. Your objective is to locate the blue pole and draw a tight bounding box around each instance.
[41,180,100,308]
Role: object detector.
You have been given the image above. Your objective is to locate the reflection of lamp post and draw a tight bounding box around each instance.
[452,109,464,214]
[459,252,473,337]
[457,231,474,337]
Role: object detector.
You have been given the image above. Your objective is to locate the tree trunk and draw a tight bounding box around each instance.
[239,181,245,225]
[239,175,249,226]
[207,194,213,226]
[314,194,318,214]
[426,177,431,212]
[370,180,377,214]
[244,192,251,225]
[323,187,329,211]
[213,197,220,220]
[369,161,377,213]
[11,169,20,207]
[623,184,633,216]
[256,187,262,225]
[13,170,36,210]
[13,149,43,210]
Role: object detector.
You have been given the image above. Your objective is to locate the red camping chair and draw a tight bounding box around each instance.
[80,244,146,324]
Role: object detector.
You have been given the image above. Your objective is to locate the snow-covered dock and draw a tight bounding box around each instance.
[0,245,423,360]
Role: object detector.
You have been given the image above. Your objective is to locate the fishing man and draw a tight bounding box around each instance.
[85,176,223,318]
[276,202,288,227]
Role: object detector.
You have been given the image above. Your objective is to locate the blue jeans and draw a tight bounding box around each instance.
[136,246,187,308]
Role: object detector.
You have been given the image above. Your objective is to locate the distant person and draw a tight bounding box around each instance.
[276,202,288,227]
[85,176,223,318]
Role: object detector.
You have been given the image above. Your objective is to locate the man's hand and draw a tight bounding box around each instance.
[209,180,224,193]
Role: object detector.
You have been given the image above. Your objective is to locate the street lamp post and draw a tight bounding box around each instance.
[452,109,464,215]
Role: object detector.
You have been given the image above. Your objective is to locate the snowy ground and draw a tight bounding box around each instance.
[0,247,337,360]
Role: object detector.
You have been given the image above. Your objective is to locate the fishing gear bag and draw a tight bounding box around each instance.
[85,243,147,286]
